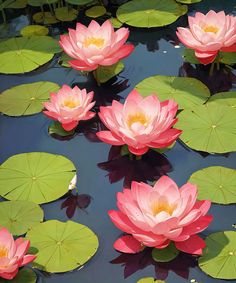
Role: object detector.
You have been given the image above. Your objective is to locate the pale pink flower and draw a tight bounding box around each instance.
[109,176,212,255]
[0,228,36,280]
[177,10,236,64]
[96,90,181,155]
[59,20,134,71]
[43,85,95,131]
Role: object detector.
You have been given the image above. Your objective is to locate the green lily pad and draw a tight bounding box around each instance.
[152,242,179,262]
[85,5,106,18]
[116,0,187,28]
[33,12,59,25]
[207,92,236,108]
[176,104,236,153]
[0,81,60,116]
[137,278,165,283]
[28,0,58,7]
[27,220,99,273]
[58,52,71,67]
[199,231,236,279]
[0,152,76,204]
[0,268,37,283]
[110,17,123,28]
[0,36,61,74]
[49,121,76,137]
[135,75,210,110]
[65,0,93,5]
[20,25,49,36]
[5,0,27,9]
[94,62,124,83]
[176,0,201,3]
[189,166,236,204]
[0,200,43,235]
[55,7,78,21]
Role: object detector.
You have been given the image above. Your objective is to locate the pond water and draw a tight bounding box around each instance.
[0,0,236,282]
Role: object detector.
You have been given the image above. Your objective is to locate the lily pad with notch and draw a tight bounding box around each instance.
[207,91,236,108]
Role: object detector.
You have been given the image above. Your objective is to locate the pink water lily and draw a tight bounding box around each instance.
[109,176,212,255]
[0,228,36,280]
[43,85,95,131]
[59,20,134,71]
[176,10,236,64]
[96,90,181,155]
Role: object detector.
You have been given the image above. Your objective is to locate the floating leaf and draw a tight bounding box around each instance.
[27,220,99,273]
[85,5,106,18]
[49,121,75,137]
[0,81,60,116]
[152,242,179,262]
[199,231,236,279]
[20,25,49,36]
[33,12,58,24]
[65,0,93,5]
[189,166,236,204]
[135,75,210,110]
[55,7,78,21]
[0,200,43,235]
[137,278,165,283]
[110,17,123,28]
[0,152,76,204]
[0,268,37,283]
[28,0,58,7]
[95,62,124,83]
[176,104,236,153]
[116,0,187,28]
[5,0,27,9]
[207,92,236,108]
[176,0,201,3]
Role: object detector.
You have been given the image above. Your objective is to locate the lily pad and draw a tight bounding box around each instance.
[33,12,59,25]
[5,0,27,9]
[27,220,99,273]
[137,278,165,283]
[199,231,236,279]
[28,0,58,7]
[135,75,210,110]
[116,0,187,28]
[65,0,93,5]
[0,268,37,283]
[55,7,78,21]
[95,62,124,83]
[176,104,236,153]
[58,52,71,67]
[0,36,61,74]
[0,200,43,235]
[0,152,76,204]
[20,25,49,36]
[0,81,60,116]
[152,242,179,262]
[176,0,201,3]
[110,17,123,28]
[49,121,76,137]
[189,166,236,204]
[85,5,106,18]
[207,92,236,108]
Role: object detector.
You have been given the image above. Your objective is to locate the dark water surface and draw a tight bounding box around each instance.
[0,0,236,282]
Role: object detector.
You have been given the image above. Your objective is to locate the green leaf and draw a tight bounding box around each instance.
[5,0,27,9]
[199,231,236,280]
[110,17,123,28]
[116,0,187,28]
[20,25,49,36]
[182,48,200,64]
[65,0,93,5]
[95,62,124,83]
[137,278,165,283]
[58,52,71,67]
[207,92,236,108]
[135,75,210,110]
[33,12,59,25]
[27,220,99,273]
[152,242,179,262]
[0,81,60,116]
[0,268,37,283]
[55,7,78,22]
[0,200,43,235]
[0,152,76,204]
[176,0,201,3]
[176,104,236,153]
[189,166,236,204]
[85,5,106,18]
[28,0,58,7]
[0,36,61,74]
[49,121,76,137]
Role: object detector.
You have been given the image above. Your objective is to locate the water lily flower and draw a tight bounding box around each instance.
[43,85,95,131]
[109,176,212,255]
[59,20,134,71]
[176,10,236,64]
[0,228,36,280]
[96,90,181,155]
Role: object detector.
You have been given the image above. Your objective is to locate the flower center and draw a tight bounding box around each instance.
[0,246,8,258]
[151,201,174,216]
[63,100,78,109]
[83,37,105,48]
[202,25,219,33]
[127,113,148,128]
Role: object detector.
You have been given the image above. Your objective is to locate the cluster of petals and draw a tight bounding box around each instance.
[96,90,181,155]
[0,228,36,280]
[108,176,212,255]
[59,20,134,71]
[43,85,95,131]
[177,10,236,64]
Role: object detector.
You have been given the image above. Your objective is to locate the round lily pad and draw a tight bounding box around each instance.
[137,278,165,283]
[176,0,201,3]
[27,220,99,273]
[135,75,210,110]
[152,242,179,262]
[0,268,37,283]
[207,92,236,108]
[85,6,106,18]
[0,81,60,116]
[176,104,236,153]
[0,36,61,74]
[28,0,58,7]
[33,12,59,25]
[20,25,49,36]
[55,7,78,21]
[116,0,187,28]
[0,152,76,204]
[95,62,124,84]
[189,166,236,204]
[65,0,93,5]
[0,200,43,235]
[199,231,236,279]
[5,0,27,9]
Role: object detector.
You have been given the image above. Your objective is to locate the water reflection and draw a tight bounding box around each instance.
[98,147,172,188]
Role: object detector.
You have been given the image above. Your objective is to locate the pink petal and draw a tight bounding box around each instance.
[0,268,18,280]
[175,235,206,255]
[96,131,124,146]
[113,235,143,254]
[128,146,149,156]
[20,255,36,266]
[62,121,78,131]
[69,60,98,71]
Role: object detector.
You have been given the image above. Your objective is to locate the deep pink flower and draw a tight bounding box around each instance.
[0,228,36,280]
[177,10,236,64]
[59,20,134,71]
[108,176,212,255]
[96,90,181,155]
[43,85,95,131]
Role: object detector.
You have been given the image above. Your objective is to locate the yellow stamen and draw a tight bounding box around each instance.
[203,25,219,33]
[63,100,78,109]
[83,37,105,48]
[127,113,148,128]
[0,246,8,258]
[151,202,175,216]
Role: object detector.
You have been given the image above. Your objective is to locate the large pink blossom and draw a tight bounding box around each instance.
[109,176,212,255]
[176,10,236,64]
[59,20,134,71]
[0,228,36,280]
[43,85,95,131]
[96,90,181,155]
